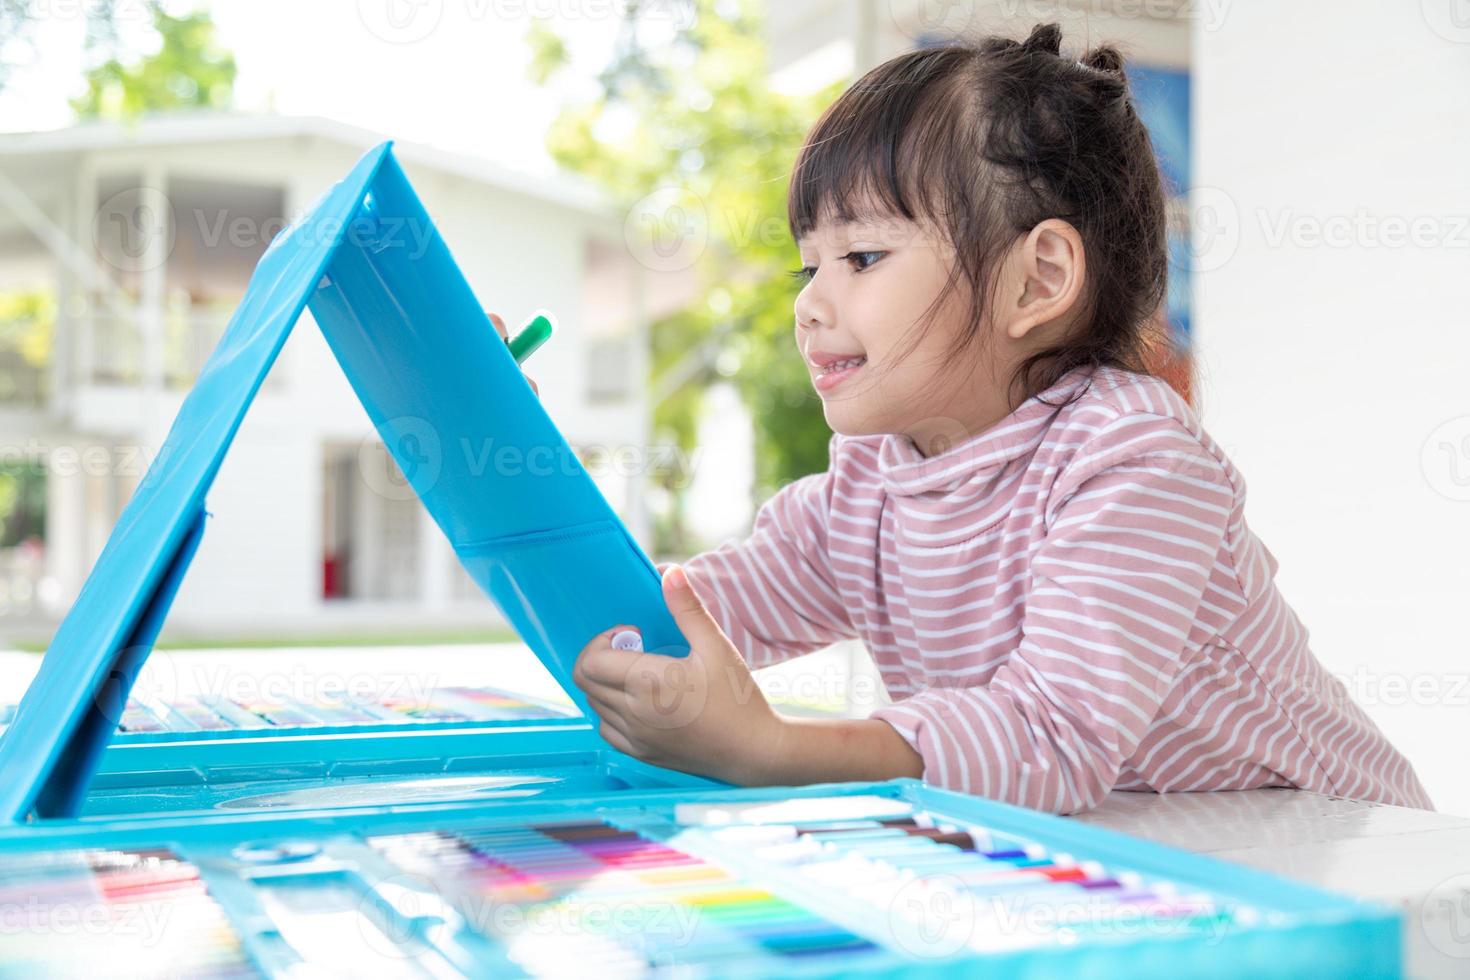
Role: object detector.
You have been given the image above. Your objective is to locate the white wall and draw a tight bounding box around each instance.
[1194,3,1470,815]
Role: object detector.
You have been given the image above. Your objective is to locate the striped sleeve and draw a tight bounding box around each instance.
[680,435,858,671]
[869,415,1236,814]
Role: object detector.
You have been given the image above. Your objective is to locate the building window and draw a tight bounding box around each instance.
[321,442,422,601]
[587,336,633,403]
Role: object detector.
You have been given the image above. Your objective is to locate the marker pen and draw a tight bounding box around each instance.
[506,311,555,364]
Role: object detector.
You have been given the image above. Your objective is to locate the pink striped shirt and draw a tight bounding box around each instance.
[683,365,1431,815]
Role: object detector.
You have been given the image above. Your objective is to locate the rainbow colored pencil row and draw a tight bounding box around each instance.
[0,847,258,979]
[36,684,576,736]
[369,818,886,975]
[682,795,1240,955]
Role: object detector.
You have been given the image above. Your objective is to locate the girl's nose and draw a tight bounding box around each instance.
[794,286,833,333]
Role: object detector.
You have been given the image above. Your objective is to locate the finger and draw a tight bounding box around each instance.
[584,687,627,721]
[578,676,632,709]
[527,375,539,397]
[583,690,635,738]
[598,718,637,756]
[573,626,637,680]
[576,644,643,689]
[662,563,727,650]
[488,311,508,340]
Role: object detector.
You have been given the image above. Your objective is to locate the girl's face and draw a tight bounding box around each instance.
[793,210,1021,456]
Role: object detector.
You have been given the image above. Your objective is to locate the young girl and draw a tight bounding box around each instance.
[566,23,1431,815]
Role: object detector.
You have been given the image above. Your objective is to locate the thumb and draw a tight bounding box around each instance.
[662,564,724,647]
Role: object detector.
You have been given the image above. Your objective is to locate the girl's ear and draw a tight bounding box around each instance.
[1004,220,1086,341]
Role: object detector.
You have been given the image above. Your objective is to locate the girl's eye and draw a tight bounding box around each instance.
[785,251,885,285]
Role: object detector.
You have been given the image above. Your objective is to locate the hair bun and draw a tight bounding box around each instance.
[1082,45,1125,74]
[1020,22,1063,56]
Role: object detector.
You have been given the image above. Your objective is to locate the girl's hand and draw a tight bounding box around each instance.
[487,311,540,397]
[571,564,786,785]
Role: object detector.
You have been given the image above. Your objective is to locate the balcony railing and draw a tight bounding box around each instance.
[73,303,281,392]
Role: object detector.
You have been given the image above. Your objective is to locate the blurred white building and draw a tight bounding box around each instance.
[0,112,694,639]
[765,0,1188,91]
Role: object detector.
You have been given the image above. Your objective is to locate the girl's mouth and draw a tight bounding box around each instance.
[814,355,867,392]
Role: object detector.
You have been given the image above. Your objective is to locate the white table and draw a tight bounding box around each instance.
[1075,789,1470,979]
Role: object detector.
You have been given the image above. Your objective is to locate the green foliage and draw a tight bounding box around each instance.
[0,461,45,548]
[529,0,847,552]
[0,288,54,368]
[0,288,54,404]
[71,3,236,120]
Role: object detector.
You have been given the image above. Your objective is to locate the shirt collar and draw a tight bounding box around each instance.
[876,366,1096,497]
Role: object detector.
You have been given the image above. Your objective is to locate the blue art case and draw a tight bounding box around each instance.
[0,144,1403,977]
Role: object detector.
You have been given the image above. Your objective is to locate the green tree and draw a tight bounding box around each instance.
[529,0,847,555]
[0,288,54,405]
[71,3,236,120]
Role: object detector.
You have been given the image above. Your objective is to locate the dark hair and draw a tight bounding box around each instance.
[786,22,1170,409]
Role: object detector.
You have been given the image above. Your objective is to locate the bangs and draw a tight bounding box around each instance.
[786,46,982,244]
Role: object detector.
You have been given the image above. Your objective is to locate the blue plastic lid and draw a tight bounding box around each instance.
[0,143,685,822]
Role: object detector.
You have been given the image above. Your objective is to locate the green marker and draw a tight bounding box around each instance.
[508,311,555,364]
